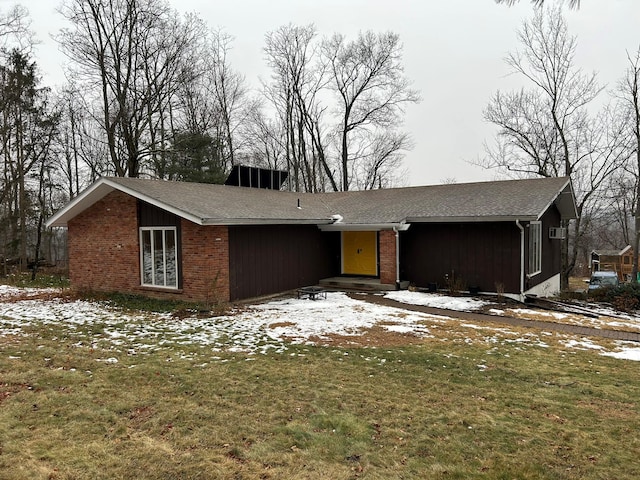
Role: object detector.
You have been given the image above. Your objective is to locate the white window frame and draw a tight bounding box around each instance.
[139,227,178,289]
[528,221,542,277]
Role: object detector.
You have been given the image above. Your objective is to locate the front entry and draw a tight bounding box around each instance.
[341,231,378,276]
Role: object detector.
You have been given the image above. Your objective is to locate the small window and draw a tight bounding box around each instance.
[528,222,542,277]
[623,256,631,265]
[140,227,178,288]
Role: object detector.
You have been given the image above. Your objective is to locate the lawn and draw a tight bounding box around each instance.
[1,286,639,479]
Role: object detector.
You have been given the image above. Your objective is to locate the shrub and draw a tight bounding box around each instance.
[588,283,640,312]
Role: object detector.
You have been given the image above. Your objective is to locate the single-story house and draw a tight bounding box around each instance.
[591,246,634,281]
[46,175,577,302]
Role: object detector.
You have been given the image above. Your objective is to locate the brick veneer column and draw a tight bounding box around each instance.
[180,220,230,303]
[379,229,397,286]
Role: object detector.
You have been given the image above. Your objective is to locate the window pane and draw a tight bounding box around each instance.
[141,230,153,285]
[529,223,541,274]
[166,230,177,287]
[140,227,178,288]
[154,230,165,285]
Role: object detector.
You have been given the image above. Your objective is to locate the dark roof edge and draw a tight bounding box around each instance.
[537,177,578,220]
[203,218,334,226]
[406,215,537,223]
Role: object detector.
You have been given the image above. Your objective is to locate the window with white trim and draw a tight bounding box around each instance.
[140,227,178,288]
[528,221,542,276]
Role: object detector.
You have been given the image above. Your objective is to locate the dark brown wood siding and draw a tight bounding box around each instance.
[400,222,521,293]
[137,201,183,288]
[228,225,340,301]
[526,205,562,290]
[138,201,180,227]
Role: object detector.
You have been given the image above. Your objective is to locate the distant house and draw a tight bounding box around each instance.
[591,246,634,281]
[46,176,577,302]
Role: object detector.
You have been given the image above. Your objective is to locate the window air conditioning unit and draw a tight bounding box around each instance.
[549,227,566,239]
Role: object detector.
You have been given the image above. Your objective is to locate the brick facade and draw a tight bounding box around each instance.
[180,220,230,303]
[379,229,397,286]
[68,191,140,294]
[68,191,231,303]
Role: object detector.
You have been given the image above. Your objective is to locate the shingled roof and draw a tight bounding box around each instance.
[47,176,576,228]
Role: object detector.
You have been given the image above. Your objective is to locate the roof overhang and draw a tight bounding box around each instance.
[46,177,204,228]
[318,222,411,232]
[538,178,578,221]
[46,177,338,228]
[406,215,538,223]
[202,218,334,226]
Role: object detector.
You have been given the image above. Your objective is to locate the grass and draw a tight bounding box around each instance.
[1,281,639,478]
[80,290,222,314]
[1,310,639,480]
[0,271,70,289]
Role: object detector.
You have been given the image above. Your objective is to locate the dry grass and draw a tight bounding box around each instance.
[1,312,639,480]
[568,277,590,293]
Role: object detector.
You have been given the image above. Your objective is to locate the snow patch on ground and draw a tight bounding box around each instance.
[509,308,569,320]
[602,349,640,361]
[254,293,437,343]
[0,284,60,298]
[561,339,605,351]
[384,290,488,311]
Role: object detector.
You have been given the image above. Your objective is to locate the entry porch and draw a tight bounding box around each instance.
[319,276,398,292]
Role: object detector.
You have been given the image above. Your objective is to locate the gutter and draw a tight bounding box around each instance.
[393,226,401,288]
[516,220,525,302]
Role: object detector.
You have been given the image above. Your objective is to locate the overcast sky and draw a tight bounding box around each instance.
[19,0,640,186]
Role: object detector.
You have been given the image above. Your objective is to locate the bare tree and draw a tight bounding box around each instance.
[614,47,640,282]
[480,7,623,288]
[241,104,287,172]
[264,24,334,192]
[57,0,205,177]
[322,31,419,191]
[206,29,251,170]
[495,0,581,8]
[0,5,35,53]
[54,84,99,199]
[354,130,412,190]
[604,168,635,247]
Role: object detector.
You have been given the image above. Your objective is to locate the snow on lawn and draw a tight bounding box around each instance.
[509,308,569,321]
[385,290,488,311]
[0,284,60,298]
[382,289,640,361]
[1,287,640,362]
[386,289,640,333]
[0,291,440,357]
[602,344,640,361]
[256,293,440,342]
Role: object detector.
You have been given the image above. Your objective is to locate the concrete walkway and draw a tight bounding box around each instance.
[350,293,640,343]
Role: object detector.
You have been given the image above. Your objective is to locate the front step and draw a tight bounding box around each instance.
[319,277,397,292]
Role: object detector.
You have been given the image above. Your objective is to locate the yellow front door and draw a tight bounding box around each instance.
[342,231,378,276]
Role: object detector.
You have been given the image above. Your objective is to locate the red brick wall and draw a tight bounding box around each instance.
[68,191,140,293]
[379,230,397,286]
[68,191,231,303]
[180,220,230,303]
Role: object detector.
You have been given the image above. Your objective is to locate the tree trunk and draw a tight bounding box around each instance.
[634,140,640,284]
[341,119,349,191]
[31,159,47,281]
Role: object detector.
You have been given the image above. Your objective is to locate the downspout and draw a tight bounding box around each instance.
[393,226,400,289]
[516,220,525,302]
